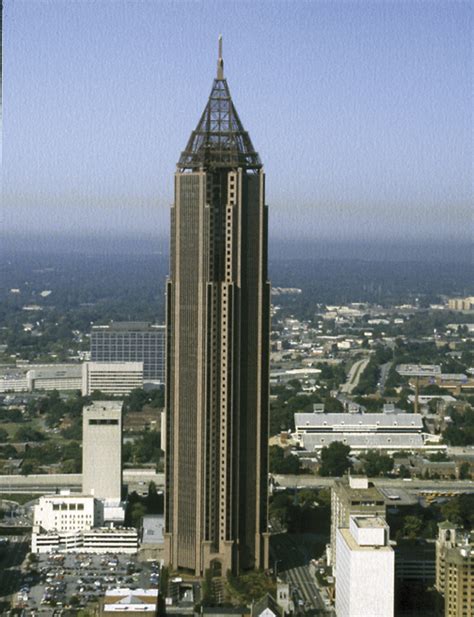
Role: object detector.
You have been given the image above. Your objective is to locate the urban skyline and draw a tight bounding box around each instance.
[3,0,472,243]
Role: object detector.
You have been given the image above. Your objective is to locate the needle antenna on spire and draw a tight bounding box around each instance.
[217,34,224,79]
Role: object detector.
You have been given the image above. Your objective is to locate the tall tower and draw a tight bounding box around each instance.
[164,38,270,576]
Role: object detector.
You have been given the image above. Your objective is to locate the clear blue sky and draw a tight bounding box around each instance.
[3,0,472,242]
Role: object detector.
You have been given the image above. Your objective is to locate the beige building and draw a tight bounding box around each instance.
[448,297,474,311]
[81,361,143,396]
[82,401,123,502]
[330,475,386,572]
[164,40,270,576]
[436,523,474,617]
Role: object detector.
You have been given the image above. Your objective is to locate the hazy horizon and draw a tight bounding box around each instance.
[1,231,472,264]
[3,1,472,242]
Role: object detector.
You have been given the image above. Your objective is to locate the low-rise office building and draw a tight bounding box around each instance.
[26,364,82,391]
[33,494,99,532]
[82,362,144,396]
[32,527,138,554]
[31,492,135,554]
[0,370,28,393]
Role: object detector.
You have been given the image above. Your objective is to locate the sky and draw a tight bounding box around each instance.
[3,0,472,243]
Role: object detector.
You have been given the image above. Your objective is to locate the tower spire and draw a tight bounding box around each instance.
[217,34,224,79]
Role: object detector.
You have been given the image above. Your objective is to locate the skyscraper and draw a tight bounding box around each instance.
[164,38,270,576]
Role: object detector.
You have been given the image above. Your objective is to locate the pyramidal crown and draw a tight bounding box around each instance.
[178,36,262,171]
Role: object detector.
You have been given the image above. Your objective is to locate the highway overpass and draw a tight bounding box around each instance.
[0,470,164,494]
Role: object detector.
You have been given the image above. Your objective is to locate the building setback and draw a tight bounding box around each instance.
[164,39,270,575]
[330,475,386,571]
[91,322,165,383]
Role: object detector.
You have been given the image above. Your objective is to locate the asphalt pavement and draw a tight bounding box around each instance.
[270,533,334,616]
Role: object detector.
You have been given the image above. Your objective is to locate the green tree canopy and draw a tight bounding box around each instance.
[269,446,301,474]
[362,450,394,477]
[319,442,351,476]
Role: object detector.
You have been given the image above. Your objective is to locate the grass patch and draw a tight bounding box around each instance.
[0,493,38,505]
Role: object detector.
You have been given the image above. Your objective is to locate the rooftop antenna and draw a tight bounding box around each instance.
[217,34,224,79]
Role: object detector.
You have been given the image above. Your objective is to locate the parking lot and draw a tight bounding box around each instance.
[13,551,160,614]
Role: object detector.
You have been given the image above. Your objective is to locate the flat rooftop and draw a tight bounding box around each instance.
[396,364,441,376]
[141,514,164,545]
[334,478,386,503]
[84,401,123,413]
[353,516,387,529]
[295,412,423,429]
[339,527,393,552]
[92,322,164,332]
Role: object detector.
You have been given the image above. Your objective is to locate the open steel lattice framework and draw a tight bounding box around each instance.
[178,77,262,171]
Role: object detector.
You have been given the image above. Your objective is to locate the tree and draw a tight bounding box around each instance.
[324,396,344,413]
[319,442,351,477]
[269,446,301,474]
[130,502,147,528]
[21,462,35,476]
[362,450,394,477]
[459,462,471,480]
[401,515,423,539]
[441,495,474,529]
[398,465,411,479]
[14,427,45,442]
[125,388,149,412]
[0,428,9,442]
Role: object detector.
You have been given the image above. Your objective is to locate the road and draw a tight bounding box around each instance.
[271,533,334,615]
[273,474,474,493]
[339,358,370,394]
[378,361,392,394]
[0,470,164,493]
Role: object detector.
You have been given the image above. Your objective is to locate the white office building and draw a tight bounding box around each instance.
[82,361,143,396]
[31,493,136,554]
[33,493,100,532]
[82,401,123,503]
[335,515,394,617]
[32,526,138,554]
[26,364,82,391]
[0,370,28,393]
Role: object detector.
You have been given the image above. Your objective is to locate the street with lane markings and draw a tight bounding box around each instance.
[270,533,335,616]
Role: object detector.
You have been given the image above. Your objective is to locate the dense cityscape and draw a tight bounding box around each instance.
[2,2,472,617]
[1,242,473,617]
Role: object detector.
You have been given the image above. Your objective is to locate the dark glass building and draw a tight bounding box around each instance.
[90,322,165,383]
[164,39,270,575]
